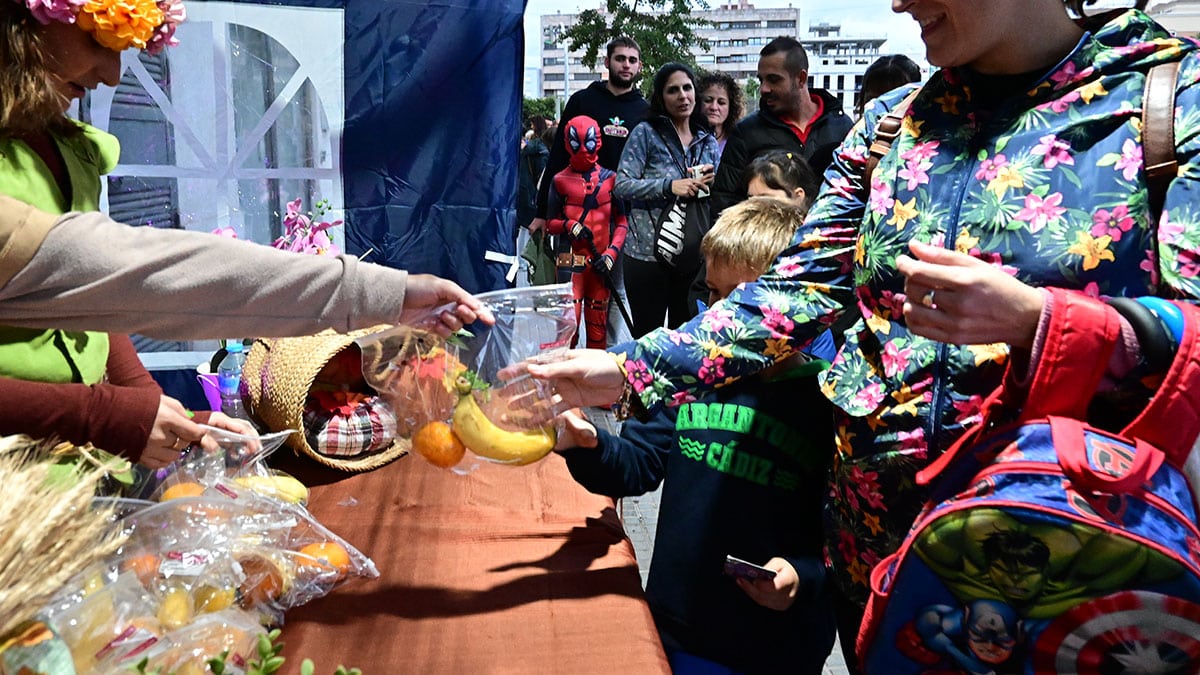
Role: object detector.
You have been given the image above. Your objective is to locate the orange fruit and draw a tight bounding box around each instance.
[122,553,162,587]
[297,541,352,581]
[412,420,466,468]
[160,482,206,501]
[236,554,287,607]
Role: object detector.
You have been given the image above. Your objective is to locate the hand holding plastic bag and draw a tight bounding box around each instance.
[359,284,576,470]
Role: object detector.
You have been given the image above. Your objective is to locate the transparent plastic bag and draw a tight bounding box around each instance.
[42,566,162,673]
[359,284,576,470]
[119,609,266,675]
[45,567,264,675]
[136,427,300,505]
[46,490,378,652]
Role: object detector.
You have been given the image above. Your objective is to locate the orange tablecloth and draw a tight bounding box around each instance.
[272,451,669,673]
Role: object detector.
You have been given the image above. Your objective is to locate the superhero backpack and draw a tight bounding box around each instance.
[858,289,1200,674]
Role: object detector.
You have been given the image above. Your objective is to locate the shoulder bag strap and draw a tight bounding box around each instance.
[863,87,922,188]
[1142,61,1180,222]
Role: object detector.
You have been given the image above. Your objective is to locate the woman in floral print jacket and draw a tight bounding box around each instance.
[518,0,1200,662]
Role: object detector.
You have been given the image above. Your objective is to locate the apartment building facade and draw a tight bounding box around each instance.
[1147,0,1200,34]
[538,1,888,113]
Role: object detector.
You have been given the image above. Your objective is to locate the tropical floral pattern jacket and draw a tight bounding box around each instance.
[613,10,1200,605]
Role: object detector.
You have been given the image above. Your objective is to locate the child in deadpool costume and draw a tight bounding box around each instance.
[546,115,629,348]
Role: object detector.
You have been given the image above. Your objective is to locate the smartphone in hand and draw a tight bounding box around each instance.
[724,555,777,582]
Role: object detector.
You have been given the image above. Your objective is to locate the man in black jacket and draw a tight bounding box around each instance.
[528,36,648,235]
[711,37,853,217]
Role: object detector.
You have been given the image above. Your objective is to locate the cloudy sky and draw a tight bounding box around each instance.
[521,0,927,70]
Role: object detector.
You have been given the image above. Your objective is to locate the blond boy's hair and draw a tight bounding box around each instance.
[700,197,805,274]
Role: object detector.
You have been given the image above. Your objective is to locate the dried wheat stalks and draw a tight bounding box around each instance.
[0,435,126,639]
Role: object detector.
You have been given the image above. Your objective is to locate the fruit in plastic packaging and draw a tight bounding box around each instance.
[157,585,193,630]
[193,584,237,614]
[121,552,161,588]
[235,553,291,608]
[233,473,309,504]
[412,420,467,468]
[451,377,555,466]
[160,481,206,501]
[296,541,352,581]
[387,345,465,437]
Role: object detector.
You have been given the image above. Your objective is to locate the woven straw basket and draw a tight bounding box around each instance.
[242,325,415,472]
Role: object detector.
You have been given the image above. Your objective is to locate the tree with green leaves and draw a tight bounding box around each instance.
[552,0,711,93]
[523,97,557,125]
[742,75,760,113]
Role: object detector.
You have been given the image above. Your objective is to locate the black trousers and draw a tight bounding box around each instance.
[622,254,701,339]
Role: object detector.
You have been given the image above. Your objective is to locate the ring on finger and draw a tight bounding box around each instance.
[170,435,185,451]
[921,290,937,308]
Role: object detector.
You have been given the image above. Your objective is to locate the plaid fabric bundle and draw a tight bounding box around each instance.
[303,391,398,458]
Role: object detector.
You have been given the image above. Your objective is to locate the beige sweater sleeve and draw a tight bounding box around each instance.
[0,207,408,339]
[0,195,58,289]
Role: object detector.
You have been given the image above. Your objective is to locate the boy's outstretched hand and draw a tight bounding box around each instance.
[554,408,600,450]
[501,349,625,410]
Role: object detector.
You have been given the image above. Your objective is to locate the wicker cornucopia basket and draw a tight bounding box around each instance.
[241,326,416,472]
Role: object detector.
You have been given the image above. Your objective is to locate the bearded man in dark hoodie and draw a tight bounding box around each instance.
[710,36,853,217]
[529,36,648,344]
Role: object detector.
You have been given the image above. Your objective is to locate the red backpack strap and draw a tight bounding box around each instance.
[1017,288,1123,422]
[1120,301,1200,465]
[863,87,921,189]
[917,387,1006,486]
[916,289,1121,487]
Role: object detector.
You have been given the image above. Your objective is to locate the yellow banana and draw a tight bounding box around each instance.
[233,474,309,504]
[451,385,555,466]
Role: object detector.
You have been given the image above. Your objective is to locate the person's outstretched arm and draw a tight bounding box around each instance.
[556,408,673,498]
[524,126,865,415]
[0,197,491,339]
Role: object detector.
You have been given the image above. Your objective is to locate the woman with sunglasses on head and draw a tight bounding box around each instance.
[615,62,719,338]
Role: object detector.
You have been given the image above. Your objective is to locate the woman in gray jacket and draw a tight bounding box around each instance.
[616,62,718,337]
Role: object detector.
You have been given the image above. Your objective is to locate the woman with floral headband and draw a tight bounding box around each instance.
[0,0,249,467]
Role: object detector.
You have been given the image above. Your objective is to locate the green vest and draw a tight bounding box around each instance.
[0,123,119,384]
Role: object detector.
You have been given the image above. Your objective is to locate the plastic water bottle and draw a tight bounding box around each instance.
[217,340,248,419]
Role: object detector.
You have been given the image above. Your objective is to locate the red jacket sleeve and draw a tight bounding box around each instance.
[104,334,158,389]
[0,335,161,461]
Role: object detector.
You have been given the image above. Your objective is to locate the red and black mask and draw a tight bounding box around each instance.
[564,115,602,172]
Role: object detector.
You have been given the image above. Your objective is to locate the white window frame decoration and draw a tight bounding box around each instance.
[81,2,346,368]
[86,2,345,245]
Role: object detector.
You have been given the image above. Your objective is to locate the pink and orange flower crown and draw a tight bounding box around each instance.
[18,0,185,54]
